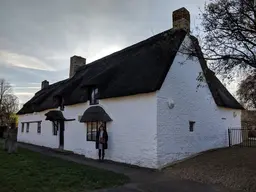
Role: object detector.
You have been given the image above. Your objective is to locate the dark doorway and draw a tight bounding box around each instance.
[59,121,64,149]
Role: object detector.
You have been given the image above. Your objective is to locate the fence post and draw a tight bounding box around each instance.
[228,129,231,147]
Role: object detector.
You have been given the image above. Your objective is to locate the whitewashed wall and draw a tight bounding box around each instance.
[18,109,59,148]
[18,92,158,168]
[219,108,242,145]
[156,36,241,168]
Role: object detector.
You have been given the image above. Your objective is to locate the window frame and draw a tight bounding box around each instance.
[52,121,59,136]
[21,123,24,133]
[89,87,99,105]
[58,96,65,111]
[26,123,30,133]
[86,121,106,142]
[189,121,195,132]
[37,122,41,134]
[21,121,42,133]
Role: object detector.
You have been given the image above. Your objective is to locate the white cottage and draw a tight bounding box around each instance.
[17,8,243,169]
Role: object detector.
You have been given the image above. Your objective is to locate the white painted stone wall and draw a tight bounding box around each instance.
[156,36,241,168]
[18,92,158,168]
[18,109,59,148]
[219,108,242,145]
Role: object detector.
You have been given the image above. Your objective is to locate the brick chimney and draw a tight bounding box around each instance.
[172,7,190,33]
[69,55,86,78]
[41,80,49,89]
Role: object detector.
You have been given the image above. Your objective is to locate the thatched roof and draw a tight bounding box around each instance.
[45,110,67,121]
[44,110,77,121]
[80,106,112,122]
[17,28,243,115]
[191,36,243,109]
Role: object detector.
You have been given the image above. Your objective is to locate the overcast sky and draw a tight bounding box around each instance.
[0,0,228,106]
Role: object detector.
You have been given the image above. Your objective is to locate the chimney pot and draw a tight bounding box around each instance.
[69,55,86,78]
[41,80,49,89]
[172,7,190,33]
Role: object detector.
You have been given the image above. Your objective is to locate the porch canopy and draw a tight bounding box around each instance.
[45,110,74,121]
[80,106,112,122]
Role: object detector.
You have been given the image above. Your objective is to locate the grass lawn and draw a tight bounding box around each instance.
[0,148,129,192]
[164,147,256,192]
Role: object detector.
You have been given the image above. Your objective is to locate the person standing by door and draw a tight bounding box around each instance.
[96,124,108,161]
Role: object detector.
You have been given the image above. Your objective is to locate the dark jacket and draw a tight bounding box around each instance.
[96,130,108,149]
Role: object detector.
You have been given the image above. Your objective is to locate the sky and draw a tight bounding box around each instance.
[1,0,238,107]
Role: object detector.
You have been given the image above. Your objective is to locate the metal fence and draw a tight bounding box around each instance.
[228,128,256,147]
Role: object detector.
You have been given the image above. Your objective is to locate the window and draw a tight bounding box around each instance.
[52,121,59,136]
[21,121,42,133]
[37,122,41,134]
[59,96,65,111]
[89,87,99,105]
[21,123,24,133]
[86,121,105,141]
[55,96,65,111]
[26,123,30,133]
[60,104,65,111]
[189,121,195,132]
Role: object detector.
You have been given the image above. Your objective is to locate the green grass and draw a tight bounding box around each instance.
[0,148,129,192]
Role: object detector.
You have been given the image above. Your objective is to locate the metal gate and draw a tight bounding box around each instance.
[228,128,256,147]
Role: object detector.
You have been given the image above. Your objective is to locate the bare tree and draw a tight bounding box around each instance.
[195,0,256,78]
[0,79,19,126]
[237,73,256,109]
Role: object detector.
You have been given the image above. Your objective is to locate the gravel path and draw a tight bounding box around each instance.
[164,147,256,192]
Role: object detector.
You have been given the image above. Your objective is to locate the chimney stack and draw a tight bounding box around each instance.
[69,55,86,78]
[172,7,190,33]
[41,80,49,89]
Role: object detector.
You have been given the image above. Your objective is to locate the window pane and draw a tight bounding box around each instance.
[52,121,58,135]
[92,131,97,141]
[189,121,195,132]
[21,123,24,132]
[90,88,99,105]
[86,122,99,141]
[91,122,95,140]
[37,122,41,134]
[92,122,97,132]
[26,123,29,132]
[87,122,92,141]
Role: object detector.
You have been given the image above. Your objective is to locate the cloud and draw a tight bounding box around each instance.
[14,92,35,105]
[15,92,34,96]
[14,86,41,89]
[0,0,214,105]
[0,50,55,71]
[27,83,41,85]
[45,54,68,61]
[90,46,122,63]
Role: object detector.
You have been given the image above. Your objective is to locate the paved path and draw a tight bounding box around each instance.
[18,143,235,192]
